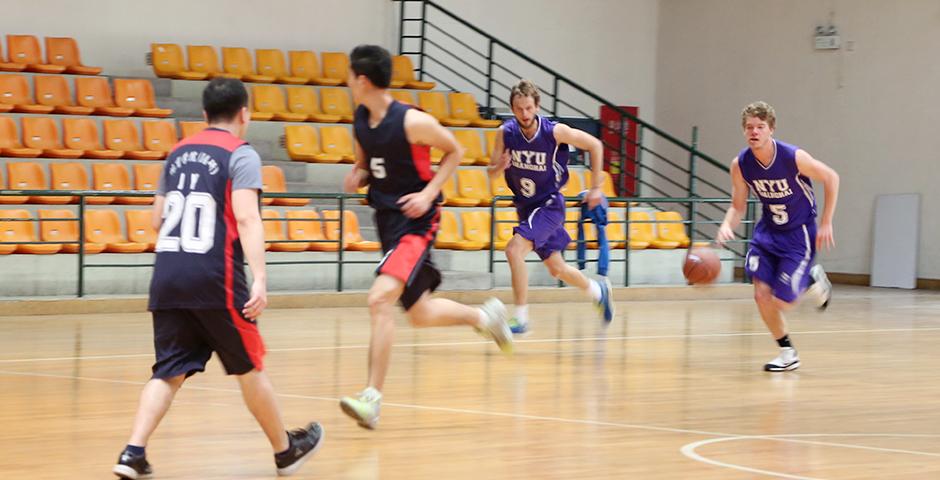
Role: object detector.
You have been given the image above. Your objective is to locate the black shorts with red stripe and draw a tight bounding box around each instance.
[150,308,266,379]
[375,206,442,310]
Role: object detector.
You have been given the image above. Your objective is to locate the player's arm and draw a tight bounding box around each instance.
[230,146,267,319]
[716,157,748,246]
[400,109,464,218]
[795,149,840,249]
[343,140,370,193]
[553,123,605,207]
[486,127,509,180]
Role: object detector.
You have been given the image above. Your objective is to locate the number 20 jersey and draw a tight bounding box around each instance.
[502,116,570,211]
[738,139,817,231]
[148,128,252,311]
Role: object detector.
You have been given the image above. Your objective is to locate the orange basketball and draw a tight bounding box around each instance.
[683,247,721,285]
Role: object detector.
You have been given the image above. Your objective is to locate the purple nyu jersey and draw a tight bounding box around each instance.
[502,116,569,210]
[738,140,816,231]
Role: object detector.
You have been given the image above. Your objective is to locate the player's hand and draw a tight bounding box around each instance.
[586,186,604,209]
[343,168,368,194]
[817,221,835,250]
[398,190,434,218]
[715,223,735,247]
[489,150,510,174]
[242,278,267,320]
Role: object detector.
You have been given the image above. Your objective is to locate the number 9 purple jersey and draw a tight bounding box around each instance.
[502,116,569,210]
[738,139,817,231]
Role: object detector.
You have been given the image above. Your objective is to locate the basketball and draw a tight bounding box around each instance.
[683,247,721,284]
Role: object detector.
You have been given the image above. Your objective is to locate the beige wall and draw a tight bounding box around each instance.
[1,0,392,77]
[656,0,940,278]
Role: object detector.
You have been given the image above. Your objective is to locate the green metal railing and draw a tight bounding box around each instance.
[394,0,734,222]
[1,190,757,297]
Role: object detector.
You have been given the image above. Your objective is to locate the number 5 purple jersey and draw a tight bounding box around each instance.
[502,116,569,210]
[738,139,817,231]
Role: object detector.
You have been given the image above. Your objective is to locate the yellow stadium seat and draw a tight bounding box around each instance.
[0,209,62,254]
[654,211,691,248]
[262,209,309,252]
[285,210,339,251]
[39,209,104,254]
[34,75,93,115]
[391,56,435,89]
[448,92,501,128]
[493,210,517,250]
[434,210,464,249]
[6,35,65,74]
[62,118,124,159]
[49,162,87,204]
[113,79,173,118]
[453,130,488,165]
[179,121,208,139]
[20,117,83,158]
[0,75,54,113]
[629,211,678,249]
[187,45,234,79]
[150,43,207,80]
[460,211,491,249]
[84,209,148,253]
[45,37,101,75]
[390,90,415,105]
[93,163,150,206]
[285,87,342,123]
[583,170,627,207]
[488,174,513,207]
[255,49,307,85]
[222,47,275,83]
[320,52,349,85]
[261,165,308,207]
[287,51,342,86]
[125,209,157,251]
[560,170,584,206]
[321,210,380,251]
[74,77,134,116]
[418,91,469,127]
[0,117,40,159]
[7,161,68,204]
[319,88,354,123]
[319,126,356,163]
[284,125,343,163]
[441,175,479,207]
[457,169,491,206]
[103,120,164,160]
[142,121,178,156]
[251,85,306,122]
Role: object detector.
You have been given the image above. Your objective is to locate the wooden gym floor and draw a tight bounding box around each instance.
[1,286,939,479]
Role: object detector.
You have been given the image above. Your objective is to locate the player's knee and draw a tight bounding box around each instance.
[753,284,773,305]
[546,260,566,279]
[164,373,187,390]
[505,240,525,260]
[367,287,396,313]
[774,297,796,311]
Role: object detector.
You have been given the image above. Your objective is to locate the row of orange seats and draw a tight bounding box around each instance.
[0,75,171,117]
[0,208,153,254]
[0,116,172,160]
[151,44,434,90]
[434,169,622,208]
[284,124,498,166]
[0,207,381,255]
[0,35,101,75]
[434,210,693,251]
[262,209,379,252]
[251,85,497,129]
[0,161,303,207]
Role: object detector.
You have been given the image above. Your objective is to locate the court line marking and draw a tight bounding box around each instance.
[680,434,940,480]
[2,326,940,364]
[5,368,940,479]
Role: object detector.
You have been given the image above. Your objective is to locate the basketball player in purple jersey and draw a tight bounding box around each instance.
[488,80,614,334]
[113,79,321,479]
[339,45,513,430]
[717,101,838,372]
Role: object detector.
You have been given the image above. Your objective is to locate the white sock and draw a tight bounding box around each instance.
[587,279,602,302]
[514,305,529,324]
[477,308,488,328]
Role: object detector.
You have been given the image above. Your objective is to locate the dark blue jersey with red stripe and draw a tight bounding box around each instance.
[353,100,440,211]
[148,129,250,311]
